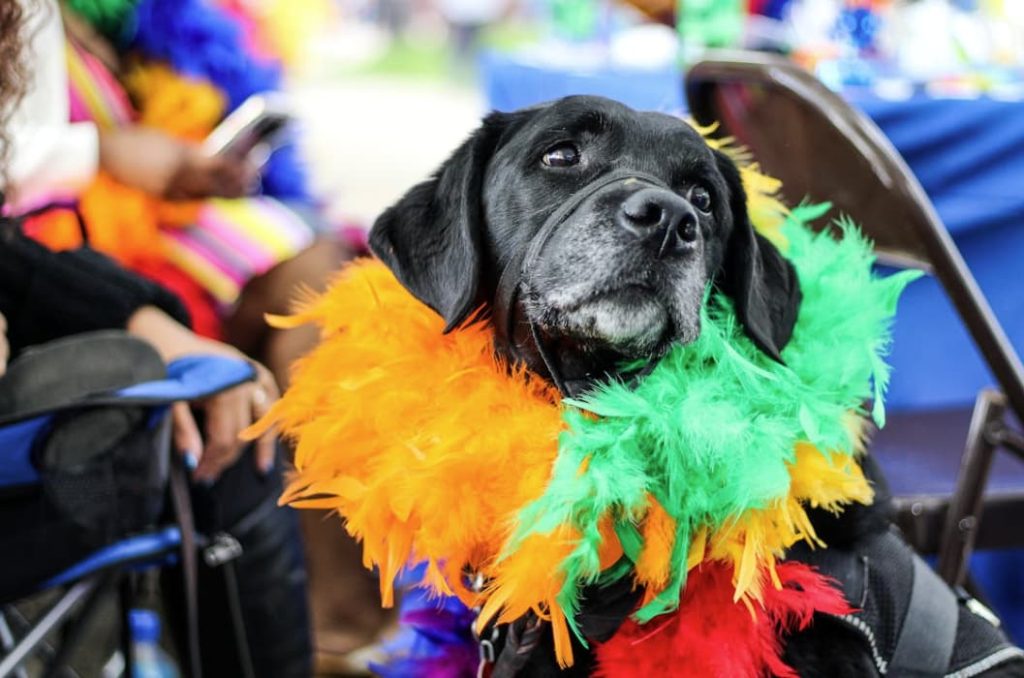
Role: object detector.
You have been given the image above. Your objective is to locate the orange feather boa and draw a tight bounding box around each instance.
[251,256,873,665]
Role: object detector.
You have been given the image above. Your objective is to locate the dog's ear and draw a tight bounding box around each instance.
[714,149,801,361]
[369,112,516,332]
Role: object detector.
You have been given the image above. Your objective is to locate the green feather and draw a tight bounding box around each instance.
[64,0,138,37]
[506,208,921,637]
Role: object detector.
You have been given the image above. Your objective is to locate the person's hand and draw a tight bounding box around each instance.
[98,126,257,200]
[165,148,258,201]
[0,311,8,377]
[127,306,279,482]
[170,358,279,482]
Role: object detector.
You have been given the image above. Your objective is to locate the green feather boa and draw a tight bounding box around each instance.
[506,204,921,637]
[64,0,137,37]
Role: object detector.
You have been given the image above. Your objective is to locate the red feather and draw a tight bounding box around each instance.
[595,562,851,678]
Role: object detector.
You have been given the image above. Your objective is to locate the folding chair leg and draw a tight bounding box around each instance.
[937,389,1006,586]
[0,579,98,678]
[41,575,112,678]
[0,613,28,678]
[118,576,135,678]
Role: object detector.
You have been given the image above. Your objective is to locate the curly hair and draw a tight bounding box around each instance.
[0,0,32,193]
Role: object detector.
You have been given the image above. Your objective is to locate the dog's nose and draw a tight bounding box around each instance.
[617,188,699,257]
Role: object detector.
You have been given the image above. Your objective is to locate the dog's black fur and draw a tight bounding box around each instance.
[369,96,1022,676]
[371,96,800,391]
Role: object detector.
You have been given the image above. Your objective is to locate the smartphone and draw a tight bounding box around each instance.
[202,93,292,160]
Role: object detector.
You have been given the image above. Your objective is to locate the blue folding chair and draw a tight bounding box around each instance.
[0,332,256,678]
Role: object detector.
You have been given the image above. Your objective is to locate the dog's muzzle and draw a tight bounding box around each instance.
[492,169,670,397]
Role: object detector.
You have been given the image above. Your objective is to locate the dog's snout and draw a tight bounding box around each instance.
[617,188,699,257]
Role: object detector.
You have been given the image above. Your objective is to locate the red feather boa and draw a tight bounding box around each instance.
[595,562,851,677]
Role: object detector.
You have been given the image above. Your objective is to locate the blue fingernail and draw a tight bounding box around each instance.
[184,452,199,471]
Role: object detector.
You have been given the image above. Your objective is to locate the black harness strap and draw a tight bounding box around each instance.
[789,529,961,677]
[890,554,958,675]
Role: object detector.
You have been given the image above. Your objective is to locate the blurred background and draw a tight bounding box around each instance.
[288,0,1024,219]
[291,0,1024,410]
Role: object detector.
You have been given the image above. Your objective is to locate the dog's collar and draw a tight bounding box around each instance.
[492,169,670,397]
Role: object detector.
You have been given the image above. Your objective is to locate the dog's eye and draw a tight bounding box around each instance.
[690,185,712,212]
[541,143,580,168]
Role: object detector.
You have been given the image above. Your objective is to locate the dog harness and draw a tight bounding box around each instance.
[790,528,1023,677]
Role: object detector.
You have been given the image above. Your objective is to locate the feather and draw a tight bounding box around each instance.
[123,63,225,142]
[635,496,677,591]
[500,213,919,649]
[594,561,851,678]
[248,259,564,612]
[252,152,919,666]
[371,582,478,678]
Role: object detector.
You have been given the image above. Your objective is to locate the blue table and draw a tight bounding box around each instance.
[480,51,1024,411]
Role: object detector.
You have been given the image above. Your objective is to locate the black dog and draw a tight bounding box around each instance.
[372,95,798,396]
[369,96,1024,676]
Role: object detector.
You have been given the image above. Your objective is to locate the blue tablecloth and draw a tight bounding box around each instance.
[480,52,1024,411]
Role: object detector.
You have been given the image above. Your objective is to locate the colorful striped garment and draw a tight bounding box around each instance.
[38,36,315,312]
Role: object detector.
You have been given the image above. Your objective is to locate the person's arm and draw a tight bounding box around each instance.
[0,224,277,479]
[8,1,255,208]
[7,0,100,205]
[0,225,190,355]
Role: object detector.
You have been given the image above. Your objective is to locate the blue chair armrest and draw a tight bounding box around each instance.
[114,355,256,404]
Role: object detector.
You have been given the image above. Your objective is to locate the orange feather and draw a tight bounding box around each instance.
[250,259,564,607]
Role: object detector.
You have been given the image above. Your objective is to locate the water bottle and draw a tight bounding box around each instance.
[129,609,179,678]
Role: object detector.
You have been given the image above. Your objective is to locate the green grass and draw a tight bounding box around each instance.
[346,38,453,80]
[333,22,542,83]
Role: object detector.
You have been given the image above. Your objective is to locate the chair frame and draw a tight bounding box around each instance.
[0,351,257,678]
[0,486,188,678]
[685,50,1024,586]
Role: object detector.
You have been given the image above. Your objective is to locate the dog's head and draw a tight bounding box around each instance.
[370,96,801,393]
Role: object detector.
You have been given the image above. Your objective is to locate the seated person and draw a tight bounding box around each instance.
[8,0,348,389]
[0,2,311,673]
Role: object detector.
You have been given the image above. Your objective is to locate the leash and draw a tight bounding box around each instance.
[168,452,202,678]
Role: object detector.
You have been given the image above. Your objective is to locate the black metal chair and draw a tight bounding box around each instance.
[685,51,1024,587]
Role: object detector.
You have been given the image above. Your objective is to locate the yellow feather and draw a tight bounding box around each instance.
[699,444,873,603]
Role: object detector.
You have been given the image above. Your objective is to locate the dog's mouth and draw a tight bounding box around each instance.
[526,283,674,359]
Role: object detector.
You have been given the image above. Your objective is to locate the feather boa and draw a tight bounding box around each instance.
[128,0,308,200]
[30,64,217,264]
[251,159,918,670]
[66,0,310,201]
[594,561,851,677]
